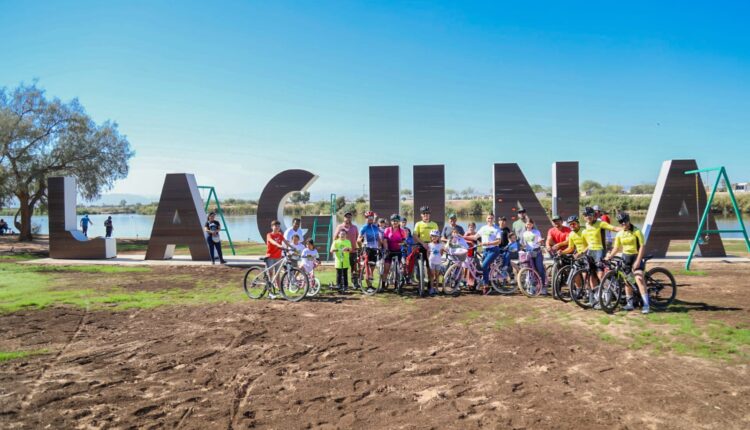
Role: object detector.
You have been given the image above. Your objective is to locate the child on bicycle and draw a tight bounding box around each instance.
[605,212,650,314]
[290,234,306,258]
[331,229,352,291]
[427,230,444,296]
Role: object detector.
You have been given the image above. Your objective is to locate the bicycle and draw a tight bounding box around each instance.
[549,251,576,302]
[443,246,515,296]
[381,248,409,295]
[598,256,677,313]
[243,249,310,302]
[405,245,429,297]
[300,258,322,297]
[567,255,602,310]
[516,247,548,297]
[354,247,383,295]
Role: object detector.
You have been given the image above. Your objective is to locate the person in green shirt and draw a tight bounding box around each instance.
[330,229,352,291]
[512,208,528,242]
[605,212,650,314]
[413,206,439,289]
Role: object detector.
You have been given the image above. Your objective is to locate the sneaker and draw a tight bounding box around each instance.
[429,287,437,297]
[220,259,227,264]
[482,285,489,295]
[623,303,635,311]
[268,293,277,300]
[540,288,549,296]
[641,306,650,315]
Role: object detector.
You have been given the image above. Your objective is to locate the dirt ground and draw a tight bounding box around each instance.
[0,258,749,429]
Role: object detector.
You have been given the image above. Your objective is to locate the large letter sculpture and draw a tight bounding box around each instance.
[643,159,725,257]
[493,163,551,225]
[145,173,211,260]
[369,166,400,218]
[48,176,116,259]
[257,169,318,242]
[552,161,580,219]
[414,165,445,230]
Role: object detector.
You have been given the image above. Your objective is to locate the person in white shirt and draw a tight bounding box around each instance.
[521,218,547,294]
[427,230,444,296]
[284,218,305,243]
[301,239,320,274]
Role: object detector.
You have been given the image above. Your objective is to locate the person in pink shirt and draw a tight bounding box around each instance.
[382,214,408,286]
[335,211,359,284]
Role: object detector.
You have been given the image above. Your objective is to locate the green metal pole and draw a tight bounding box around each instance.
[685,171,721,271]
[722,168,750,254]
[212,191,236,255]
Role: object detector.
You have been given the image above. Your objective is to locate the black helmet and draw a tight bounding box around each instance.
[617,212,630,224]
[583,207,595,217]
[420,206,431,214]
[566,215,579,224]
[390,213,400,221]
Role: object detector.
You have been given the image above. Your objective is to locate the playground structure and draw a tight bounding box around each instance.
[301,194,337,261]
[684,166,750,270]
[198,186,236,256]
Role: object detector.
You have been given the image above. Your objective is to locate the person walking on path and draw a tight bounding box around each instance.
[104,216,114,238]
[204,212,227,264]
[80,214,92,237]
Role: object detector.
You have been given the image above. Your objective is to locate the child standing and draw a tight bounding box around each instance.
[301,239,320,274]
[330,230,352,291]
[427,230,444,296]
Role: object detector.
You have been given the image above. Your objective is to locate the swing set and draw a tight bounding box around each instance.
[683,166,750,270]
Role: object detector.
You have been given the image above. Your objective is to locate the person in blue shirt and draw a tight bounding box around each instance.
[80,214,92,237]
[358,211,382,281]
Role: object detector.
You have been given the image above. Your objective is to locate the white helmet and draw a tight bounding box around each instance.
[429,229,441,237]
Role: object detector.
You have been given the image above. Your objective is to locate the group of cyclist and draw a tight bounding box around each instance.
[264,202,652,313]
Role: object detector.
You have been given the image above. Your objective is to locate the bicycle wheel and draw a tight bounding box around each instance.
[442,263,462,296]
[307,277,321,297]
[517,267,542,297]
[598,271,623,314]
[416,255,426,297]
[569,269,591,309]
[645,267,676,310]
[544,262,554,287]
[243,266,268,299]
[552,265,572,303]
[360,259,381,295]
[280,268,310,302]
[490,265,516,295]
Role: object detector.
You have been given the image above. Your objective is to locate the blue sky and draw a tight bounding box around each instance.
[2,1,748,200]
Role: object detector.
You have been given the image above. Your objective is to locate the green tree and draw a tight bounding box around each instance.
[604,184,624,195]
[445,188,457,200]
[0,82,134,241]
[119,199,127,207]
[400,188,412,199]
[581,180,603,195]
[461,187,476,199]
[531,184,545,193]
[629,183,655,195]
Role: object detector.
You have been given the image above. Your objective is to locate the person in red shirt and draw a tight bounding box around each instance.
[266,220,291,283]
[546,215,572,254]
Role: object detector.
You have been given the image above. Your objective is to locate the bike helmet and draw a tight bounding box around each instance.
[364,211,375,218]
[616,212,630,224]
[420,206,431,214]
[429,229,440,237]
[551,214,562,221]
[566,215,579,224]
[583,206,595,217]
[390,213,400,221]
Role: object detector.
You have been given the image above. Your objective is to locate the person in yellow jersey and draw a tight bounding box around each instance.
[605,212,650,314]
[560,215,588,256]
[413,206,439,292]
[582,206,621,307]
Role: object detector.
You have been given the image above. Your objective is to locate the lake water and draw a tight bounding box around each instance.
[22,213,750,242]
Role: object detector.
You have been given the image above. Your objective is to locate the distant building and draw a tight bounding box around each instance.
[733,182,749,193]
